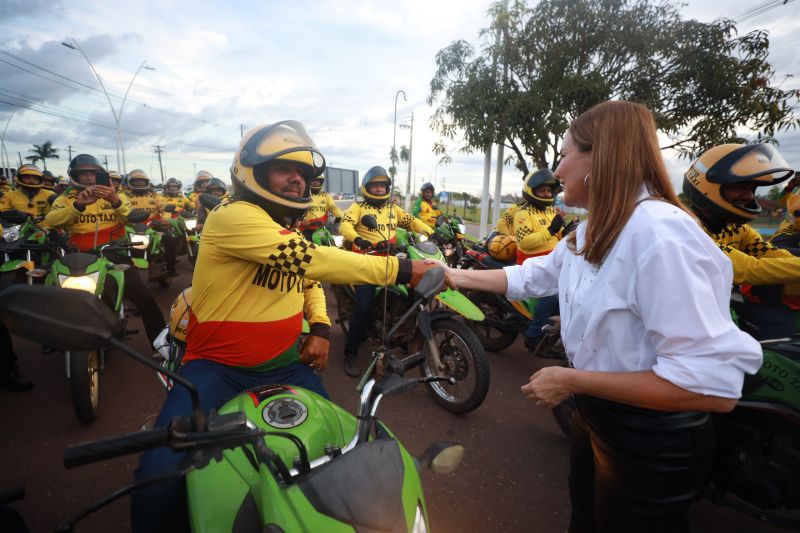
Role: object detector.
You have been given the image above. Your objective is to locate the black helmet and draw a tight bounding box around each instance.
[230,121,325,226]
[361,166,392,206]
[67,154,105,188]
[164,177,182,195]
[420,182,434,193]
[522,168,559,209]
[683,143,793,231]
[206,177,228,196]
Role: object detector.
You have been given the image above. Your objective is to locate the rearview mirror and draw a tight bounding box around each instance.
[414,267,446,300]
[360,215,378,230]
[0,285,120,350]
[127,209,150,224]
[199,193,221,211]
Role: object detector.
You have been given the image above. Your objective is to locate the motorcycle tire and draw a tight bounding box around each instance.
[464,290,518,352]
[419,318,490,414]
[552,398,576,438]
[69,349,100,424]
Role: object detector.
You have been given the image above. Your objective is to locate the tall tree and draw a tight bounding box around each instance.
[429,0,799,176]
[25,141,59,171]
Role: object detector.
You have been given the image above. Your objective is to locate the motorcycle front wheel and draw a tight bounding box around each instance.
[419,318,490,414]
[333,285,354,337]
[69,349,100,424]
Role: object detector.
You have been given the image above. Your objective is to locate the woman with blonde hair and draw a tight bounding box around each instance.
[448,100,762,532]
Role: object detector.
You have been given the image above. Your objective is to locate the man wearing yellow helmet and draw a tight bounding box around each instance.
[298,172,343,240]
[188,170,212,206]
[339,166,433,376]
[131,121,443,531]
[0,164,56,220]
[0,173,10,196]
[124,169,164,222]
[160,177,193,216]
[683,143,799,339]
[412,182,442,227]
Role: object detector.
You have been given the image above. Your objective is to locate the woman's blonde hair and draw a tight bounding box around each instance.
[566,100,689,265]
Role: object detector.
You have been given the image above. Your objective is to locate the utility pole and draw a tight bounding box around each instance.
[193,163,197,177]
[240,124,245,138]
[400,112,414,211]
[102,155,109,168]
[67,145,73,161]
[17,152,22,166]
[152,145,165,183]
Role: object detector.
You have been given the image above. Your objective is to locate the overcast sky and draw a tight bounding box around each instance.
[0,0,798,196]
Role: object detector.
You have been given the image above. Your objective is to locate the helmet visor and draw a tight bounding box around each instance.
[708,143,794,185]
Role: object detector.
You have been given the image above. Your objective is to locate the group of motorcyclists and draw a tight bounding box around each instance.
[1,116,800,531]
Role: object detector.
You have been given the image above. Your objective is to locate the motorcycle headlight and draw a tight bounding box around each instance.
[333,235,344,248]
[417,234,429,242]
[58,272,100,294]
[184,219,197,231]
[457,223,466,234]
[130,234,150,250]
[411,505,428,533]
[2,225,20,242]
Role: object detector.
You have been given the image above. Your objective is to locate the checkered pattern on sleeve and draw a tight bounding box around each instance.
[267,238,317,277]
[742,239,776,258]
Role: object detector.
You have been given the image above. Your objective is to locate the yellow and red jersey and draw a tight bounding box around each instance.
[412,198,442,228]
[0,188,55,220]
[45,187,131,251]
[159,193,193,219]
[302,192,343,228]
[122,191,163,222]
[340,201,432,246]
[186,199,411,369]
[513,205,561,264]
[709,223,800,287]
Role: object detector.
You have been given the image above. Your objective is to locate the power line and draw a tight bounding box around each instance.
[734,0,795,23]
[0,47,212,126]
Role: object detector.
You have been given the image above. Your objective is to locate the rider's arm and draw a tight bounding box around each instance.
[514,209,556,254]
[114,195,131,222]
[338,204,361,243]
[206,202,413,286]
[44,193,80,229]
[327,195,343,219]
[396,206,432,236]
[303,280,331,338]
[496,207,515,235]
[720,244,800,285]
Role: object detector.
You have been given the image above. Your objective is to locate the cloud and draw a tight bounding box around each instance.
[0,0,62,21]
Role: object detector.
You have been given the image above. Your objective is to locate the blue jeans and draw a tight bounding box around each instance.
[344,284,376,355]
[525,294,559,341]
[130,358,327,532]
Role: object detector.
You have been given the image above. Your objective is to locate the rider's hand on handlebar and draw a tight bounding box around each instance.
[353,237,372,251]
[299,335,329,372]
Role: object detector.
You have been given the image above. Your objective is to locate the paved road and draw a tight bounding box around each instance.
[0,257,794,532]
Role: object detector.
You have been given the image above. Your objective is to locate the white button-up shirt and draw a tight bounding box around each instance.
[504,190,762,399]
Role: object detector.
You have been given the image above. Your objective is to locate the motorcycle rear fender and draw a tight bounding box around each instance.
[132,257,149,270]
[435,289,485,321]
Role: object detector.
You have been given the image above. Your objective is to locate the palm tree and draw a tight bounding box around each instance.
[25,141,59,171]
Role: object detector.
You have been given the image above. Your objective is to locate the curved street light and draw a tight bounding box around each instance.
[119,61,156,173]
[392,89,407,197]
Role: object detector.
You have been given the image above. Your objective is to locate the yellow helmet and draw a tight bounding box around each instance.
[169,288,193,344]
[522,168,559,209]
[15,164,44,189]
[231,121,325,224]
[683,143,793,228]
[787,191,800,231]
[127,169,151,192]
[194,170,213,192]
[487,233,517,262]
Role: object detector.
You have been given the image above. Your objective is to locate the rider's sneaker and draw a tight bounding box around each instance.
[0,369,33,392]
[344,353,359,377]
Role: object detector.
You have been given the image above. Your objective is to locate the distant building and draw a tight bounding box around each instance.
[323,167,359,196]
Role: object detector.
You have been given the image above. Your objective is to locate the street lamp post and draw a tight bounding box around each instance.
[392,89,406,200]
[61,39,122,172]
[118,61,156,173]
[1,110,16,180]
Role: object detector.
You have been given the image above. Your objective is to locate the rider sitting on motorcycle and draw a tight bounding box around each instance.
[41,170,56,192]
[187,169,213,206]
[131,121,439,532]
[195,177,228,231]
[683,143,798,340]
[412,182,443,228]
[45,155,166,344]
[0,174,10,196]
[0,164,56,220]
[160,177,193,217]
[339,166,433,377]
[770,190,800,256]
[107,170,123,193]
[514,168,572,353]
[298,173,343,240]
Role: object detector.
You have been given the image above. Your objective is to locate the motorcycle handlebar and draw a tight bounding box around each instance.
[63,425,170,469]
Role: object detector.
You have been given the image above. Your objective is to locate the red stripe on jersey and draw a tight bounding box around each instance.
[183,311,303,367]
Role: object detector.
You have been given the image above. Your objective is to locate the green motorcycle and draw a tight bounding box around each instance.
[126,209,171,288]
[334,217,491,414]
[0,271,464,532]
[0,210,60,288]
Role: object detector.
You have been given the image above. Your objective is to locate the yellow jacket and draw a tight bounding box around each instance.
[186,199,413,369]
[159,193,193,218]
[709,223,800,289]
[513,205,561,263]
[412,198,442,228]
[340,201,432,245]
[46,187,132,251]
[303,192,343,226]
[121,191,163,221]
[0,188,55,220]
[496,204,521,236]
